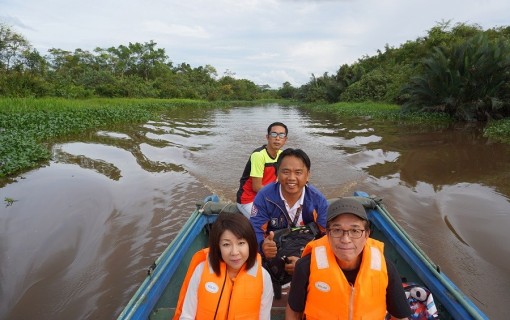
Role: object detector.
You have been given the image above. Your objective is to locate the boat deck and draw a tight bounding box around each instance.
[270,284,289,319]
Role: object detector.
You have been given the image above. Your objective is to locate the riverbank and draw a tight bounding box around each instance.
[0,97,270,179]
[1,98,509,180]
[303,101,510,143]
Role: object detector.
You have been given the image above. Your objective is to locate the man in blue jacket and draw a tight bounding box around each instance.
[250,148,328,277]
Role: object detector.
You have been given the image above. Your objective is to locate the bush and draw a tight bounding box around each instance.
[340,70,390,102]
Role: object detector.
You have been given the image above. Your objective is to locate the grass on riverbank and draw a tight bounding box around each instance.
[304,101,510,143]
[0,97,240,178]
[484,118,510,143]
[302,101,453,122]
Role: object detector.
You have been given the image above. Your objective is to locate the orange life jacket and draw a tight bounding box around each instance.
[302,236,388,320]
[173,248,263,320]
[173,248,208,319]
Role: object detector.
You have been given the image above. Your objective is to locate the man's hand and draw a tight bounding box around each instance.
[284,256,299,274]
[262,231,277,258]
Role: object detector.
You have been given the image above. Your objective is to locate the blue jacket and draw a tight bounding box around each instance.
[250,182,328,253]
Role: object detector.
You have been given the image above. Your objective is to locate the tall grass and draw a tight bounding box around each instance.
[302,101,453,122]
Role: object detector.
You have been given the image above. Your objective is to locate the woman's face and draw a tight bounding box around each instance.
[219,230,250,275]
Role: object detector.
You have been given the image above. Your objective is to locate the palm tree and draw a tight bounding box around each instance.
[402,33,510,121]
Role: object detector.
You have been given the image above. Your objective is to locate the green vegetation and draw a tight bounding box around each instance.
[1,21,509,126]
[302,101,453,123]
[484,119,510,143]
[3,20,509,119]
[4,197,16,206]
[0,97,236,178]
[0,24,277,101]
[284,22,510,126]
[401,33,510,121]
[287,21,510,142]
[1,20,510,178]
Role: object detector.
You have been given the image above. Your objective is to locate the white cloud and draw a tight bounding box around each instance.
[142,21,210,39]
[245,52,280,61]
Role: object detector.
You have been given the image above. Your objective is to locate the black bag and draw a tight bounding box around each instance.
[264,222,320,298]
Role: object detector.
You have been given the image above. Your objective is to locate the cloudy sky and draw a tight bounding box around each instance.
[1,0,509,88]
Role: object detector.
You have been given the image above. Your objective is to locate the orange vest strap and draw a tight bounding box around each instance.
[172,248,209,320]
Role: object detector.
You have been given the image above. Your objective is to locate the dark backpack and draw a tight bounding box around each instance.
[263,222,321,299]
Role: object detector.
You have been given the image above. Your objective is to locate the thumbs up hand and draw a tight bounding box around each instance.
[262,231,277,258]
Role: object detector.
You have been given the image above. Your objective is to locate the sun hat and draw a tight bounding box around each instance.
[327,198,368,222]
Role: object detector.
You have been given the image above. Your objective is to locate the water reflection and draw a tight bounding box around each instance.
[1,105,509,320]
[436,183,510,272]
[0,110,218,319]
[54,145,123,180]
[348,149,400,169]
[364,123,510,194]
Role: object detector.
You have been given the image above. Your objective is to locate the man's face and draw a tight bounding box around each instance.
[277,155,309,199]
[327,213,369,270]
[266,125,287,152]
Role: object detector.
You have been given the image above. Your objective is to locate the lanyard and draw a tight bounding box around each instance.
[291,206,302,227]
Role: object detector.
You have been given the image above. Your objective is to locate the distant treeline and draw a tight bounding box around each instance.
[1,21,510,121]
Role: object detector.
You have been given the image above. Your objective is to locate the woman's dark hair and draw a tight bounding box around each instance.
[276,148,311,172]
[267,122,288,136]
[208,213,258,276]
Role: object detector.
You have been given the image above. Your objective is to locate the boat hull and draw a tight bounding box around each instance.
[117,192,488,320]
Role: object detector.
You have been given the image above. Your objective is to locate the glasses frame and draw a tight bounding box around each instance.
[269,132,287,138]
[327,228,366,239]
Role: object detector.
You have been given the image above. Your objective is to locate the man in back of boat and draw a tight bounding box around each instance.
[285,198,412,320]
[250,148,328,296]
[236,122,288,218]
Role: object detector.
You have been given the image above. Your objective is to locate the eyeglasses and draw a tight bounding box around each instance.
[327,228,365,239]
[269,132,287,138]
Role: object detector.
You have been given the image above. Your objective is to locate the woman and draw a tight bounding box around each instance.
[174,213,274,320]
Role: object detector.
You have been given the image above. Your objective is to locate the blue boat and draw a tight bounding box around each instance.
[117,191,488,320]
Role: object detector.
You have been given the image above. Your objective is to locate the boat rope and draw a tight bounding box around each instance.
[147,261,156,277]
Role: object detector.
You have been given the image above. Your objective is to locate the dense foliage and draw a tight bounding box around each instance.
[284,22,510,123]
[401,33,510,121]
[2,21,509,122]
[0,24,276,101]
[1,20,510,148]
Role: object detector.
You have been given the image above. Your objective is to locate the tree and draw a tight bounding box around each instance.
[0,24,50,97]
[340,69,390,102]
[278,81,296,99]
[402,33,510,121]
[0,23,31,71]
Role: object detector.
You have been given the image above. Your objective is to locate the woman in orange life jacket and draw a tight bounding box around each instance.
[174,213,274,320]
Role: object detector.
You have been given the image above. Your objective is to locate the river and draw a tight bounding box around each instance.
[0,104,509,319]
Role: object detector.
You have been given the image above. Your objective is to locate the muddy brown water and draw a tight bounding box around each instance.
[1,104,509,319]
